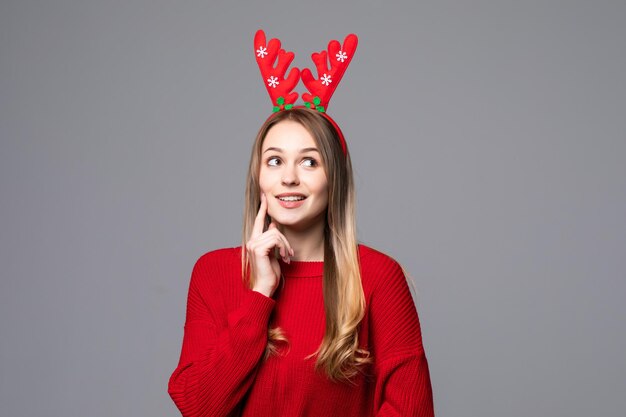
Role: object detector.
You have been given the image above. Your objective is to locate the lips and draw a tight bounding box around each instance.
[275,193,307,208]
[276,193,307,201]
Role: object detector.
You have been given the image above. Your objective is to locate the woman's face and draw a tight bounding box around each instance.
[259,120,329,231]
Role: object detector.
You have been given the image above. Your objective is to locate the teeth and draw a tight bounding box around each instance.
[279,196,305,201]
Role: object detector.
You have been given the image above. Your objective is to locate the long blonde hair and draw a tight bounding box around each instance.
[240,108,372,384]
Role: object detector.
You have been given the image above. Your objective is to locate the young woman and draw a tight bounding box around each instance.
[168,30,434,417]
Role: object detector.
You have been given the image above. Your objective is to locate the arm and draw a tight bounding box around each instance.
[168,253,276,417]
[370,259,435,417]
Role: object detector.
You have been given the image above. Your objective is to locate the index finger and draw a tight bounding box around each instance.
[251,192,268,238]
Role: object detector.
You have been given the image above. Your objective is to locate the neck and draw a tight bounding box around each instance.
[278,220,325,261]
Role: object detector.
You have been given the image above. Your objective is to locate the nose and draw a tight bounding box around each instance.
[281,162,300,186]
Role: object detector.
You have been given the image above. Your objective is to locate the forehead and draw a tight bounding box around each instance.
[262,121,317,151]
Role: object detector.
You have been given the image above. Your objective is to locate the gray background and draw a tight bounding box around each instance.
[1,1,625,416]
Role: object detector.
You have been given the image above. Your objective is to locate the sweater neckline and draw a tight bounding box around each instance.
[234,244,370,278]
[278,258,324,277]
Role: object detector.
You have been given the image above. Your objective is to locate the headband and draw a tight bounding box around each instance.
[254,29,358,155]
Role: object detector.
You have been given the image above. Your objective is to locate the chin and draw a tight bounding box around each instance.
[274,213,326,232]
[271,214,304,227]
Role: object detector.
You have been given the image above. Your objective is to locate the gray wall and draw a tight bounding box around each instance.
[1,1,624,416]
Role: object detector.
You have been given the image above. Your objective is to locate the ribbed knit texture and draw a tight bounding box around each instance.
[168,244,434,417]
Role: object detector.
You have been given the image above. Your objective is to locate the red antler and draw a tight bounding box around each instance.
[301,34,358,112]
[254,29,300,111]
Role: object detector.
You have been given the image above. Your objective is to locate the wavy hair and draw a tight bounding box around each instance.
[240,107,372,384]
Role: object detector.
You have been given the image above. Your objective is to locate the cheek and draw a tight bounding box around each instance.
[314,178,329,205]
[315,174,329,195]
[258,168,272,191]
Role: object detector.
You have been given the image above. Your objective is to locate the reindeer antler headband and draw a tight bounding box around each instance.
[254,29,358,155]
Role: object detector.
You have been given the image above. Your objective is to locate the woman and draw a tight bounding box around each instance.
[169,108,433,417]
[168,31,434,417]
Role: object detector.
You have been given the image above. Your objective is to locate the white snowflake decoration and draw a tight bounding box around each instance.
[320,73,332,86]
[256,46,268,58]
[267,76,280,88]
[336,51,348,62]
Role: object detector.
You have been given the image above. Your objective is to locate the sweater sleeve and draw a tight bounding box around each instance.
[168,252,276,417]
[369,258,435,417]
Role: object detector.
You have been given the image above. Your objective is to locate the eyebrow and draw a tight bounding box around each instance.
[262,147,320,154]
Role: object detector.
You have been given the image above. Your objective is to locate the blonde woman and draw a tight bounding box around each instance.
[168,30,434,417]
[168,108,434,417]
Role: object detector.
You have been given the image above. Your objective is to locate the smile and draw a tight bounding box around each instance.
[276,196,307,208]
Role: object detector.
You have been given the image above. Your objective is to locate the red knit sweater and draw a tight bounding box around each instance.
[168,244,434,417]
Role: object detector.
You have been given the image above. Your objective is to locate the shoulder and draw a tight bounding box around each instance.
[189,246,242,287]
[358,245,418,317]
[357,243,408,292]
[358,243,404,274]
[194,246,241,268]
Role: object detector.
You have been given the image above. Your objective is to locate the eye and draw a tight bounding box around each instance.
[266,157,280,166]
[302,158,318,167]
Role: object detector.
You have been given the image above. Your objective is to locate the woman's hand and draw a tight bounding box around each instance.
[246,193,294,298]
